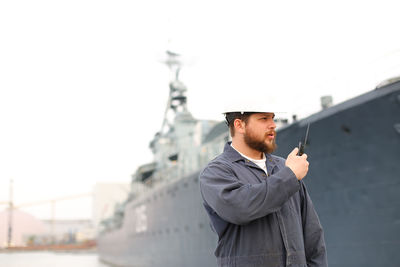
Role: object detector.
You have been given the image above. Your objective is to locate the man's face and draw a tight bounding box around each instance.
[243,113,277,154]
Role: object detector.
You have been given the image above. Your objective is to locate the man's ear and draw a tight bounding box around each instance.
[234,119,245,134]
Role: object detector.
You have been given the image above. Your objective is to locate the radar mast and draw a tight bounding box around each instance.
[160,50,189,134]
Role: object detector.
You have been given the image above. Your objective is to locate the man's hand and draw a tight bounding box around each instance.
[285,147,309,180]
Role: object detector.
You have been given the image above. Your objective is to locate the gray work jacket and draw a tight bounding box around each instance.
[199,142,328,267]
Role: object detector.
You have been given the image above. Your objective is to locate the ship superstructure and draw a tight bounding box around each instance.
[98,52,222,266]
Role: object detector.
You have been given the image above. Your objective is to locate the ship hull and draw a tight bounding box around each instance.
[274,82,400,266]
[98,82,400,267]
[98,172,218,267]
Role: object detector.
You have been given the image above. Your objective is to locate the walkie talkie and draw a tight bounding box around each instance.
[297,123,310,156]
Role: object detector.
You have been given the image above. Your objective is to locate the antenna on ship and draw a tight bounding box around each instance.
[159,50,189,135]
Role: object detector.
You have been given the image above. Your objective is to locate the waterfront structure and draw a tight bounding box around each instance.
[40,219,95,245]
[0,209,46,247]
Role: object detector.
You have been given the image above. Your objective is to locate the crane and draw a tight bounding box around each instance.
[1,179,92,247]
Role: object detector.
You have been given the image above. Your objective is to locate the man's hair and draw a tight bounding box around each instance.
[225,112,255,137]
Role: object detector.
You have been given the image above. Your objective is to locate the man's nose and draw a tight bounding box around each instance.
[269,119,276,129]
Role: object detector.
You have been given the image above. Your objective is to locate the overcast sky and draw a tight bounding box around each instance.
[1,0,400,219]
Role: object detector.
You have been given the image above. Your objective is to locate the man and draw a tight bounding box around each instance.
[199,106,328,267]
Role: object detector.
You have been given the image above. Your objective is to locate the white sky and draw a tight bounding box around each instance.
[1,0,400,219]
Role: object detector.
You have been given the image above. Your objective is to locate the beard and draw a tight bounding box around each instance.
[243,129,277,154]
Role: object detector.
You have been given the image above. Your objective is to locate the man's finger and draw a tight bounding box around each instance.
[290,147,299,156]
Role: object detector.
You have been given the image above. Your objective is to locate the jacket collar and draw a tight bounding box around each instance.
[223,142,247,162]
[223,142,279,167]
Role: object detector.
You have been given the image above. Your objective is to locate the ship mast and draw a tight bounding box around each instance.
[159,50,189,135]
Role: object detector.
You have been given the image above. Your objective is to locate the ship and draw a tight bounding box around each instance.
[97,52,400,267]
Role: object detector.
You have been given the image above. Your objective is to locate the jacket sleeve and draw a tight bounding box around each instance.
[300,181,328,267]
[199,161,300,225]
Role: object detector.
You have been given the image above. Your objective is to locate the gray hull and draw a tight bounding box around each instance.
[274,82,400,267]
[98,172,217,267]
[98,81,400,267]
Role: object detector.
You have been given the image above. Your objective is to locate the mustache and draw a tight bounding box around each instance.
[265,131,276,136]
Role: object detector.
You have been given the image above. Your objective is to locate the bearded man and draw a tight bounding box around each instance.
[199,107,328,267]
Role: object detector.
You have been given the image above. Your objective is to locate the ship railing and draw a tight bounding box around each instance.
[130,165,180,197]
